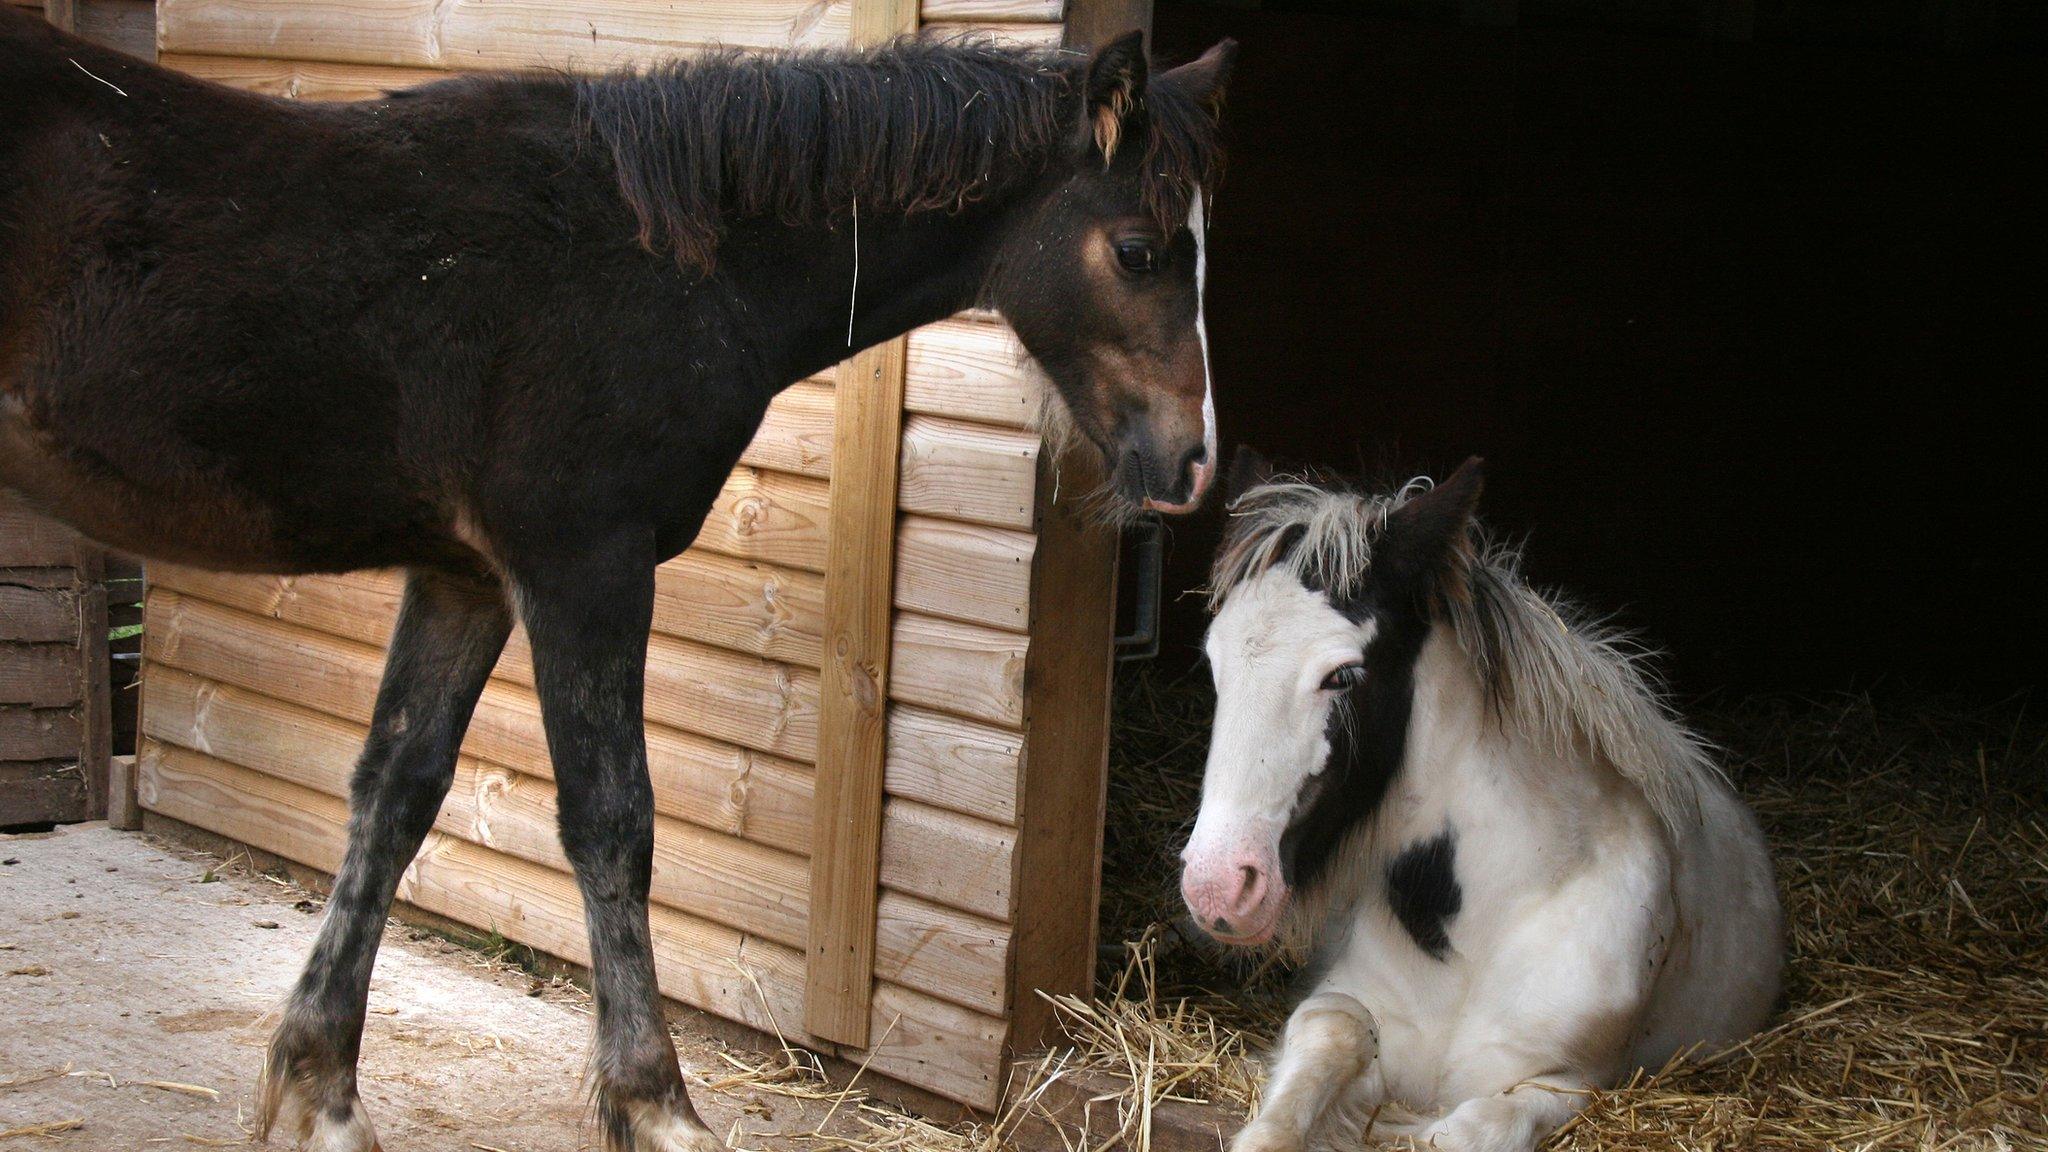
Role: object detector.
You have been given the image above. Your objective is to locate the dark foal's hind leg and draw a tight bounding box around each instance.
[511,539,722,1152]
[258,566,512,1152]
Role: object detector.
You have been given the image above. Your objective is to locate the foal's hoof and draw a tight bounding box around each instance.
[256,1081,380,1152]
[257,1033,381,1152]
[617,1099,727,1152]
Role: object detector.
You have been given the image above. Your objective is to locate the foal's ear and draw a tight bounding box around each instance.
[1225,445,1277,503]
[1381,457,1485,605]
[1161,39,1239,116]
[1081,30,1148,165]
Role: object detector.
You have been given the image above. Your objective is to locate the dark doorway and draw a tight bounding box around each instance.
[1144,0,2044,694]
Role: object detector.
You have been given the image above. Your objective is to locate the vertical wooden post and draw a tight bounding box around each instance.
[74,540,110,820]
[1005,451,1120,1050]
[43,0,78,33]
[804,0,920,1049]
[1063,0,1149,54]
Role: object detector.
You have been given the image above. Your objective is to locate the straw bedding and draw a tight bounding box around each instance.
[723,675,2045,1150]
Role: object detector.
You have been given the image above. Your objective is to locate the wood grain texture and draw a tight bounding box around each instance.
[918,18,1061,43]
[139,688,1010,1014]
[74,544,109,819]
[898,415,1039,531]
[0,643,82,708]
[158,0,853,72]
[142,665,1015,925]
[895,515,1033,632]
[137,741,1007,1108]
[746,386,1041,530]
[144,573,1025,818]
[0,760,85,825]
[1006,450,1119,1051]
[0,586,77,643]
[920,0,1064,21]
[805,0,921,1051]
[809,324,915,1044]
[904,317,1043,430]
[1061,0,1148,50]
[76,0,156,60]
[0,707,81,761]
[163,52,450,99]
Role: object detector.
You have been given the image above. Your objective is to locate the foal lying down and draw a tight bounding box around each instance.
[1182,455,1783,1152]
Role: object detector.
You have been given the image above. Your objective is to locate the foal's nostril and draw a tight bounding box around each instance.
[1233,863,1268,917]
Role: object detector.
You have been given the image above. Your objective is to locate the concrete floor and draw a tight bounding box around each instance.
[0,823,920,1151]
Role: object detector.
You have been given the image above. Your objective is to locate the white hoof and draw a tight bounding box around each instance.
[259,1078,379,1152]
[626,1100,727,1152]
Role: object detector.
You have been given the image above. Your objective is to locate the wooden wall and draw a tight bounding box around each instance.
[18,0,156,60]
[133,0,1129,1111]
[1,495,111,828]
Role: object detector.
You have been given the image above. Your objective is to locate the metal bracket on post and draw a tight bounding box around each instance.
[1114,512,1164,663]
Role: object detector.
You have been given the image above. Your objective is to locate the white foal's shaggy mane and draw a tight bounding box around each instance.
[1210,475,1720,839]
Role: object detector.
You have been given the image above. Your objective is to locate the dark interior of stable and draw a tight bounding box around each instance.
[1137,0,2044,696]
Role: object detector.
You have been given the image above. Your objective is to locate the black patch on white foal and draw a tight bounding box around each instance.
[1385,830,1461,960]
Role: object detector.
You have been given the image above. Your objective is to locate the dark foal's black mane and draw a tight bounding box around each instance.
[576,39,1224,268]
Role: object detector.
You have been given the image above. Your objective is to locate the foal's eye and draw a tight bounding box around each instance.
[1114,240,1159,273]
[1321,663,1366,691]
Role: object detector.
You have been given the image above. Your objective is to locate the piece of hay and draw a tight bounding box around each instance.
[0,1118,84,1139]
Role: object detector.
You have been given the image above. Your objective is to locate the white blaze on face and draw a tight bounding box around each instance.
[1181,569,1374,944]
[1189,189,1217,492]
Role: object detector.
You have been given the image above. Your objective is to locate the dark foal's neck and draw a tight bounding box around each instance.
[720,198,1023,385]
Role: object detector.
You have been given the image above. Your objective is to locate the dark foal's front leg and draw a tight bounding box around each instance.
[512,538,722,1152]
[258,566,512,1152]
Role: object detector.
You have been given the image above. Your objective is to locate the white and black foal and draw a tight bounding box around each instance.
[1182,455,1783,1152]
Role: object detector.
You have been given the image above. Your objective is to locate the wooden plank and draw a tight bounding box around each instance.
[806,0,921,1051]
[107,752,142,829]
[921,0,1064,21]
[142,666,1015,925]
[138,741,1007,1108]
[145,584,821,776]
[739,380,837,480]
[899,415,1039,531]
[140,690,1009,1012]
[154,560,1020,734]
[74,543,109,819]
[76,0,157,60]
[904,318,1043,430]
[0,760,85,826]
[654,553,825,668]
[0,496,82,568]
[159,0,853,72]
[748,386,1041,531]
[163,52,450,99]
[698,466,831,574]
[884,705,1020,826]
[895,515,1033,632]
[1062,0,1149,49]
[143,576,1023,818]
[0,586,77,643]
[1006,450,1119,1050]
[0,643,81,708]
[919,19,1062,44]
[0,707,80,761]
[40,0,73,32]
[890,613,1024,728]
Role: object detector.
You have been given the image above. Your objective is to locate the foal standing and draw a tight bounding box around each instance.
[1,12,1234,1150]
[1182,457,1782,1152]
